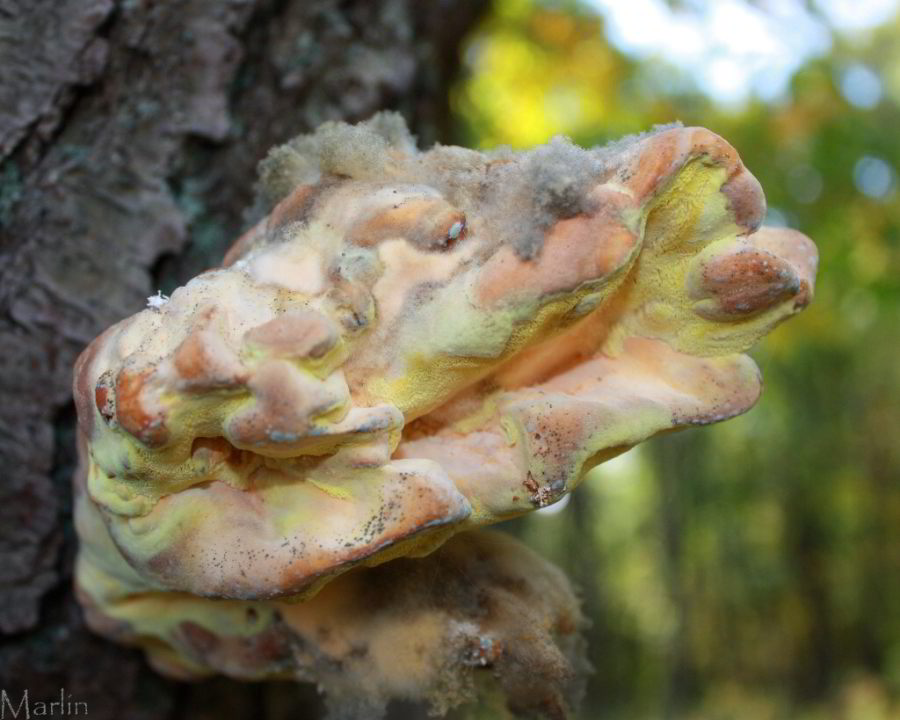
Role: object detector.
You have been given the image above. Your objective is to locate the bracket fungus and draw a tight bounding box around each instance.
[73,113,816,718]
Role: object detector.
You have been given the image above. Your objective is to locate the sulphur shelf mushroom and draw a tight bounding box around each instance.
[73,113,816,718]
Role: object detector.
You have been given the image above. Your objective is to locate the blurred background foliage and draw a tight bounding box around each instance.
[452,1,900,718]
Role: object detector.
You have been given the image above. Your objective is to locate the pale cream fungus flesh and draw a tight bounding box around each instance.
[73,114,816,717]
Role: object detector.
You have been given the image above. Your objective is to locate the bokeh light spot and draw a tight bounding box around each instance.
[840,63,883,108]
[853,155,895,198]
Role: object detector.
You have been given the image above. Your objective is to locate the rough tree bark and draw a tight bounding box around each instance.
[0,1,483,717]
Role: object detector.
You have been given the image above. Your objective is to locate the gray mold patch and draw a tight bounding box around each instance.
[254,115,685,261]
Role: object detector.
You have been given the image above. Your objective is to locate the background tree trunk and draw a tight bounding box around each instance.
[0,1,483,717]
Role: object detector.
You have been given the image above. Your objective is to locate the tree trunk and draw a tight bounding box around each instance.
[0,1,482,717]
